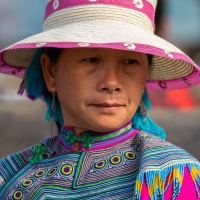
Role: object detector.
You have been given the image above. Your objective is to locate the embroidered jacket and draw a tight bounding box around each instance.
[0,121,199,200]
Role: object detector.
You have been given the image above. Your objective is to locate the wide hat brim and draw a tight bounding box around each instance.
[0,19,199,90]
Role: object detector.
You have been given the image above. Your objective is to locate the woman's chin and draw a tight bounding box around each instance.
[85,118,131,133]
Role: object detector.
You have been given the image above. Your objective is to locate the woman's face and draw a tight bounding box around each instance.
[41,48,148,133]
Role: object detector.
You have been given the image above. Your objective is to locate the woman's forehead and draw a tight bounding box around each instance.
[62,47,147,57]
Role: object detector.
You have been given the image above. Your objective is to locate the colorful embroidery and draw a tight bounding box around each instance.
[61,164,74,176]
[0,126,199,199]
[63,130,95,148]
[34,169,46,178]
[47,167,58,177]
[60,121,134,151]
[134,132,200,200]
[12,189,23,200]
[28,144,48,164]
[0,176,4,188]
[109,155,123,165]
[188,164,200,197]
[22,179,34,188]
[94,160,107,169]
[124,151,137,161]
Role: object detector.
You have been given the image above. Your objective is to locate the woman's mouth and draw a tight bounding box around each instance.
[90,102,125,113]
[93,103,123,107]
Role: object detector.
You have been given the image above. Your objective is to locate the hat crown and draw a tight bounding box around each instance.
[43,0,157,33]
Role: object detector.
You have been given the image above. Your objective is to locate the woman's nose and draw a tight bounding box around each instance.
[97,67,122,94]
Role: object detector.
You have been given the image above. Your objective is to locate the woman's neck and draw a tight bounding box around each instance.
[59,120,139,152]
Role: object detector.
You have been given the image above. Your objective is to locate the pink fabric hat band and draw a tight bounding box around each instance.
[45,0,155,30]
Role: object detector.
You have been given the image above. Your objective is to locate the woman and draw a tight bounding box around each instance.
[0,0,200,199]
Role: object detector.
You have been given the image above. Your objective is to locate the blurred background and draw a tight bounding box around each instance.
[0,0,200,159]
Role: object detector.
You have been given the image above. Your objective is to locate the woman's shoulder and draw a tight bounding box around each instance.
[134,131,200,199]
[136,130,200,165]
[0,136,58,189]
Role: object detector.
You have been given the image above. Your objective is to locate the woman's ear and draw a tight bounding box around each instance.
[40,53,56,92]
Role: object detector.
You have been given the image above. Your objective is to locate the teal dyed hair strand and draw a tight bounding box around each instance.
[24,49,63,126]
[132,90,166,139]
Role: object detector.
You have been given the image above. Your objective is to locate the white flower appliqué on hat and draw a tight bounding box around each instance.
[36,43,47,47]
[78,43,90,47]
[133,0,144,9]
[124,43,136,50]
[164,50,174,58]
[53,0,59,10]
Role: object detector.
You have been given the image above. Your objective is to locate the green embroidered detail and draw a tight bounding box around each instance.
[28,144,47,164]
[82,132,95,148]
[64,130,76,144]
[94,123,132,141]
[64,131,95,148]
[73,152,86,188]
[63,122,132,149]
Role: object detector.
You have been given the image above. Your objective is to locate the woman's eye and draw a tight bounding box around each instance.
[83,57,99,63]
[123,59,138,64]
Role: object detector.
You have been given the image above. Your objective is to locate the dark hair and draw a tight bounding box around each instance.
[147,54,153,66]
[43,47,64,64]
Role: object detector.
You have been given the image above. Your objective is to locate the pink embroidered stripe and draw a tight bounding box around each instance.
[44,0,155,25]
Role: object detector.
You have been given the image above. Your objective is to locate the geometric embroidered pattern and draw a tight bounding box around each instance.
[0,125,200,200]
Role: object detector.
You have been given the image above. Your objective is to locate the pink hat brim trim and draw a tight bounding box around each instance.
[0,42,199,90]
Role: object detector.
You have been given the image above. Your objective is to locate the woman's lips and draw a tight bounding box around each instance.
[90,103,125,112]
[93,103,123,107]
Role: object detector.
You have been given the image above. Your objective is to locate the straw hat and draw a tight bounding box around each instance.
[0,0,199,90]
